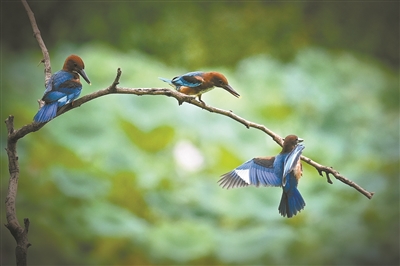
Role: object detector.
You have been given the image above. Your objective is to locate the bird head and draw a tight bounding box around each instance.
[208,72,240,98]
[281,135,303,153]
[63,54,91,85]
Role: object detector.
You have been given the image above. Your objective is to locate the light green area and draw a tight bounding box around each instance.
[1,44,398,265]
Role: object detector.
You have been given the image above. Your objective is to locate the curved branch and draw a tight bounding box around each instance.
[300,156,374,199]
[38,68,374,199]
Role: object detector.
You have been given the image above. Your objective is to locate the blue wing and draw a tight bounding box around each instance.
[218,157,281,189]
[159,71,204,89]
[41,71,82,106]
[172,71,203,88]
[34,71,82,123]
[44,71,72,93]
[282,144,305,185]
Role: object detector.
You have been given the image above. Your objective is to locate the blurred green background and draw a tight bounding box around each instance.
[1,1,399,265]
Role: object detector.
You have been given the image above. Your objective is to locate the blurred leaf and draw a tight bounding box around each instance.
[51,168,111,199]
[82,201,148,239]
[119,117,175,152]
[148,220,214,262]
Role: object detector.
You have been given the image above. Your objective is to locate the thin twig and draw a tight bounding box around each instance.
[21,0,51,84]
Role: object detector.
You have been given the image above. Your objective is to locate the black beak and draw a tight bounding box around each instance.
[222,84,240,98]
[78,69,91,85]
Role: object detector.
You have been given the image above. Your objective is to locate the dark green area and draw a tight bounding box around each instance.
[1,1,399,265]
[3,1,399,69]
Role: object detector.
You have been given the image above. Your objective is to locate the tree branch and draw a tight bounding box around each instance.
[21,0,51,84]
[4,116,32,266]
[55,69,374,199]
[3,1,51,264]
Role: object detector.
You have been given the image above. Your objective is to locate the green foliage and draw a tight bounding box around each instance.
[1,45,398,265]
[2,1,398,69]
[119,117,175,153]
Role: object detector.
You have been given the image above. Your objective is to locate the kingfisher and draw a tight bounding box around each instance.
[33,54,91,123]
[159,71,240,103]
[218,135,306,218]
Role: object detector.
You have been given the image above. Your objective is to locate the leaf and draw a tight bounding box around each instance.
[119,117,175,152]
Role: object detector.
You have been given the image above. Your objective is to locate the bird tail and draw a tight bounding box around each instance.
[158,77,173,85]
[33,102,58,123]
[278,187,305,218]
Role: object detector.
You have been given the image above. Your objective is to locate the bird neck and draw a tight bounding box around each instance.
[281,145,295,154]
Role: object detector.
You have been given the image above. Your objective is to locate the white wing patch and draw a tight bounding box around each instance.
[218,159,280,189]
[234,169,250,184]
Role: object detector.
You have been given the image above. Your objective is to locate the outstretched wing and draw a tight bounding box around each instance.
[282,144,305,185]
[218,156,281,189]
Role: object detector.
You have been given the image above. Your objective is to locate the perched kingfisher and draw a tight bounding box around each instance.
[218,135,306,218]
[159,71,240,103]
[33,54,91,123]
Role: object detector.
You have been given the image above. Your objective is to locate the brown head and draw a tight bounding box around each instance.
[281,135,303,154]
[206,72,240,98]
[62,54,91,84]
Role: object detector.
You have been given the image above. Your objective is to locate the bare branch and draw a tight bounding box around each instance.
[2,1,52,264]
[48,69,374,199]
[300,156,374,199]
[21,0,51,83]
[4,116,32,266]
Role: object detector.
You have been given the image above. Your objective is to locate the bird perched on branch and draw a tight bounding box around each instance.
[159,71,240,104]
[218,135,306,218]
[33,54,91,123]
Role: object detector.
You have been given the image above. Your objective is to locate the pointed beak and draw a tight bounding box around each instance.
[297,138,304,143]
[78,69,91,85]
[222,84,240,98]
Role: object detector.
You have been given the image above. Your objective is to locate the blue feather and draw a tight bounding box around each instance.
[278,186,305,218]
[33,102,58,123]
[34,71,82,123]
[159,71,204,89]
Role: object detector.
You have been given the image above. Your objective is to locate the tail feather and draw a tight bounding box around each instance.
[159,77,173,85]
[159,77,178,90]
[33,102,58,123]
[278,187,305,218]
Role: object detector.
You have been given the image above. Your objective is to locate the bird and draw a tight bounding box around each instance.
[159,71,240,104]
[218,135,306,218]
[33,54,91,123]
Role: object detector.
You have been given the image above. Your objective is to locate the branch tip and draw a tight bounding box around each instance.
[109,68,122,91]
